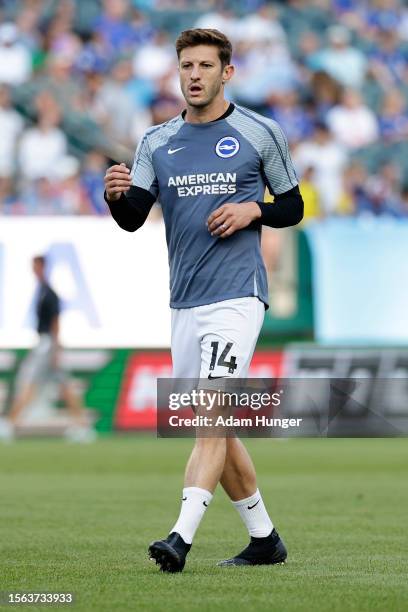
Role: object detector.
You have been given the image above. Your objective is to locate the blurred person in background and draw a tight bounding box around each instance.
[0,0,406,220]
[18,92,67,181]
[43,1,81,60]
[362,162,405,217]
[294,121,347,216]
[74,30,111,76]
[399,2,408,41]
[339,160,403,217]
[365,0,401,36]
[308,70,343,117]
[194,5,238,40]
[132,30,174,82]
[0,255,95,442]
[378,89,408,143]
[400,184,408,216]
[14,2,43,56]
[92,57,151,148]
[309,24,367,89]
[332,0,367,33]
[18,157,92,215]
[81,151,109,215]
[0,22,32,86]
[230,18,299,110]
[0,84,24,187]
[326,88,379,149]
[337,162,368,216]
[368,29,407,89]
[0,176,18,213]
[34,52,82,113]
[298,165,321,222]
[19,176,60,215]
[149,72,184,125]
[53,155,92,215]
[234,4,287,47]
[94,0,140,57]
[266,90,313,146]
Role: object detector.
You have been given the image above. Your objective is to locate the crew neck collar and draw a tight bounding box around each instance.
[181,102,235,125]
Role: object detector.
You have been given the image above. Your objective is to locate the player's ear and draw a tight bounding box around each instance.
[222,64,234,84]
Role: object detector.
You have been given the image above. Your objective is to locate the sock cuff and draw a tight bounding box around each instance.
[231,488,260,508]
[183,486,213,502]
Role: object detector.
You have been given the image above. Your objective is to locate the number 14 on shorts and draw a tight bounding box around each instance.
[209,341,237,374]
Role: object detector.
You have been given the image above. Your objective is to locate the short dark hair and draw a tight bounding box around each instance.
[175,28,232,68]
[33,255,46,267]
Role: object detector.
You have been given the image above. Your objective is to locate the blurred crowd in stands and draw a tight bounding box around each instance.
[1,0,408,219]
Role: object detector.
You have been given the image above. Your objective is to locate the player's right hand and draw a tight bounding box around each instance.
[104,163,132,202]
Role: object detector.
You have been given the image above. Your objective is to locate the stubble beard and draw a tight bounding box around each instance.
[183,79,223,110]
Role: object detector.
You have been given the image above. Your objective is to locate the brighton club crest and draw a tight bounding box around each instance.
[215,136,240,158]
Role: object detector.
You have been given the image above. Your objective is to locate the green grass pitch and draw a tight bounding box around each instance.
[1,437,407,611]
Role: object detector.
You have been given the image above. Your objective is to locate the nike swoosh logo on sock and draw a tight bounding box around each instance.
[247,499,260,510]
[203,501,208,507]
[182,497,187,501]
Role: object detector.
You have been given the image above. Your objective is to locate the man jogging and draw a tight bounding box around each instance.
[104,28,303,572]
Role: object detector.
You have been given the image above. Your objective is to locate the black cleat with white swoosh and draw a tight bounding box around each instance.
[148,532,191,573]
[217,528,287,567]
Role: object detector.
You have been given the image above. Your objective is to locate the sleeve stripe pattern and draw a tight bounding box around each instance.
[131,134,156,192]
[235,106,296,187]
[227,106,298,194]
[146,116,185,154]
[131,116,184,194]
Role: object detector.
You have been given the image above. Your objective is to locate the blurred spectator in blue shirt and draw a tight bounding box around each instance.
[267,91,313,145]
[75,31,112,75]
[94,0,141,57]
[1,0,408,218]
[360,162,405,217]
[80,151,108,215]
[369,29,407,88]
[365,0,401,34]
[379,89,408,142]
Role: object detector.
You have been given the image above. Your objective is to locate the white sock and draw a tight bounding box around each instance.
[170,486,213,544]
[232,489,273,538]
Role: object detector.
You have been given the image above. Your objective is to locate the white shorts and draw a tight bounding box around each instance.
[171,297,265,380]
[15,334,67,390]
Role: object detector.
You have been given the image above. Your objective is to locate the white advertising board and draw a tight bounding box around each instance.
[0,217,171,348]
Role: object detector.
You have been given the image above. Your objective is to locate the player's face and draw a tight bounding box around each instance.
[179,45,231,108]
[32,259,44,280]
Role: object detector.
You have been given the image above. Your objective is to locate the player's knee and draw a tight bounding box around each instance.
[194,436,226,450]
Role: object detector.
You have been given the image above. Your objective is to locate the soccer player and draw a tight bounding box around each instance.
[0,255,94,443]
[104,29,303,572]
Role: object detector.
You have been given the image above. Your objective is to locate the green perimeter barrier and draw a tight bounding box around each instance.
[0,349,132,434]
[260,228,314,346]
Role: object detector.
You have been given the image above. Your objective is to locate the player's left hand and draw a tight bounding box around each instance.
[207,202,262,238]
